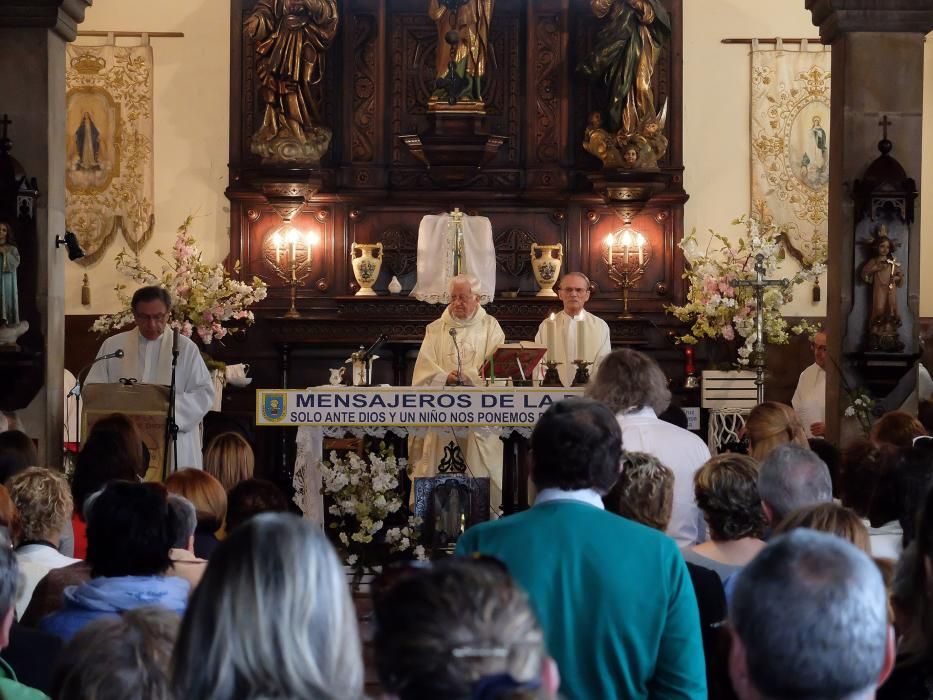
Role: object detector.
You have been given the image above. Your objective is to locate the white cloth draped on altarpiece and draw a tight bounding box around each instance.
[65,40,155,265]
[410,213,496,305]
[750,39,829,307]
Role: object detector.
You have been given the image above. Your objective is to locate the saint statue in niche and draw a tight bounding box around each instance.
[860,226,905,352]
[74,111,101,171]
[244,0,339,164]
[428,0,494,109]
[0,223,20,327]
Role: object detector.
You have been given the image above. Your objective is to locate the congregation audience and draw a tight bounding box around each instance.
[225,478,290,533]
[164,468,227,559]
[372,558,558,700]
[772,501,871,553]
[0,430,38,485]
[203,431,254,492]
[839,440,903,558]
[756,443,832,526]
[166,495,207,590]
[682,454,767,581]
[870,410,927,449]
[171,513,363,700]
[744,401,808,461]
[456,397,706,699]
[729,530,894,700]
[51,607,178,700]
[8,468,79,619]
[40,482,188,641]
[587,348,711,546]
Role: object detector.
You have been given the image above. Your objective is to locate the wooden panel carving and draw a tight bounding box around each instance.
[350,13,377,163]
[534,14,561,164]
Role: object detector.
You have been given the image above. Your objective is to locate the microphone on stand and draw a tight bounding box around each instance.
[172,328,180,356]
[67,348,126,447]
[449,328,464,386]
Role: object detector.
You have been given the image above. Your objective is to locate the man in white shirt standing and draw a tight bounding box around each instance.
[587,348,711,547]
[791,331,827,438]
[85,286,214,470]
[534,272,612,387]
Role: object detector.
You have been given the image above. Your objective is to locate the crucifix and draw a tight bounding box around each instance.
[879,114,891,140]
[731,253,789,404]
[450,206,465,275]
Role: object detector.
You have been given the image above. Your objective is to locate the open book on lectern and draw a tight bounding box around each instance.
[481,342,548,382]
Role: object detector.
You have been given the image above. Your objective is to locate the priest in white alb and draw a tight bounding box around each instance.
[791,331,827,438]
[534,272,612,386]
[85,286,214,470]
[411,274,505,513]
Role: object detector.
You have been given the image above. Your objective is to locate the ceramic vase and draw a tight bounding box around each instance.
[351,242,383,296]
[530,243,563,297]
[388,275,402,295]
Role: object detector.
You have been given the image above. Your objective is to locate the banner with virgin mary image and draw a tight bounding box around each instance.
[65,43,155,265]
[750,41,830,274]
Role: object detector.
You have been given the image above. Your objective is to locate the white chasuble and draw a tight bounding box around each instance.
[410,306,505,514]
[85,328,215,470]
[534,310,612,387]
[410,213,496,305]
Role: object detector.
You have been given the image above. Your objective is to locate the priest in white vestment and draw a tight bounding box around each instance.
[791,331,826,438]
[534,272,612,387]
[85,286,214,470]
[411,274,505,513]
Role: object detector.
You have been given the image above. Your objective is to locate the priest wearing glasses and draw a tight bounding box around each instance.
[535,272,611,386]
[85,286,214,470]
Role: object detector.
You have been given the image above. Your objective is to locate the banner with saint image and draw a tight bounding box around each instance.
[65,43,155,265]
[750,42,830,274]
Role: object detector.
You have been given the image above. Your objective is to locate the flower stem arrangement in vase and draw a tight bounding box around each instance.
[668,215,824,366]
[844,387,876,437]
[320,441,426,588]
[91,216,268,345]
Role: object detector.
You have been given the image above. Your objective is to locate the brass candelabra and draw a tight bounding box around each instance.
[266,226,318,319]
[604,228,651,320]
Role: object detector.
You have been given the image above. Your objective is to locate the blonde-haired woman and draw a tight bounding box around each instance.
[203,432,254,492]
[745,401,808,462]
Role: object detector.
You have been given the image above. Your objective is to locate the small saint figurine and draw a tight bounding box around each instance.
[428,0,494,108]
[859,226,904,351]
[0,222,20,327]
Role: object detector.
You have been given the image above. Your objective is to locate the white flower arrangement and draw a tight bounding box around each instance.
[669,215,825,365]
[320,444,426,579]
[91,216,267,345]
[844,387,876,436]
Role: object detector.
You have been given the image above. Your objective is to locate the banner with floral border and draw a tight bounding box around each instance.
[750,44,830,273]
[65,43,154,265]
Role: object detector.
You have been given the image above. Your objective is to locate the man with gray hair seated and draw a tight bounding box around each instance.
[166,494,207,589]
[729,529,894,700]
[757,443,833,527]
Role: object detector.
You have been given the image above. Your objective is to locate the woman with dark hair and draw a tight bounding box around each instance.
[0,430,38,485]
[172,513,363,700]
[225,478,288,533]
[682,453,767,582]
[39,481,187,641]
[840,439,903,559]
[373,558,559,700]
[71,414,147,558]
[871,411,926,449]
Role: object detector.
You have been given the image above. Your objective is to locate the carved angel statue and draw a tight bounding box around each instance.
[860,226,904,351]
[244,0,339,163]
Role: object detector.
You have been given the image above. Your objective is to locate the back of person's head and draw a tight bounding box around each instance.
[52,606,179,700]
[603,451,674,531]
[0,429,38,484]
[585,348,671,415]
[839,439,901,527]
[8,466,72,544]
[0,486,21,545]
[530,398,621,494]
[166,495,197,550]
[896,443,933,545]
[373,558,554,700]
[909,483,933,662]
[758,443,832,524]
[86,481,174,578]
[807,437,841,494]
[745,402,808,461]
[694,453,766,542]
[730,529,893,700]
[164,468,227,533]
[773,502,871,554]
[225,478,289,532]
[918,399,933,435]
[0,528,18,625]
[870,410,926,449]
[203,431,254,492]
[72,414,146,519]
[172,513,363,700]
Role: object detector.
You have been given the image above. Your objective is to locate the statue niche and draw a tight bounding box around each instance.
[244,0,339,165]
[859,226,904,352]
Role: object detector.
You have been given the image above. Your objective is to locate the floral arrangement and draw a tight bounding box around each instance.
[668,215,824,365]
[844,387,876,436]
[320,443,426,583]
[91,217,268,345]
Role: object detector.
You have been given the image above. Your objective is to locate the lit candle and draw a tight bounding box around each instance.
[272,232,283,267]
[286,228,299,267]
[636,233,645,266]
[577,319,586,362]
[606,233,614,269]
[547,312,556,363]
[621,230,632,264]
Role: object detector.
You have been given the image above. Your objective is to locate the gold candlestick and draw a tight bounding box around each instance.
[265,227,316,318]
[605,229,651,320]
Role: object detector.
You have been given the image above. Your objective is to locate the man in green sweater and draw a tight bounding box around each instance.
[456,397,706,699]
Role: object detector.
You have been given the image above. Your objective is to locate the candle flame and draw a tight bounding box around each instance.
[635,232,646,246]
[285,227,300,244]
[549,312,556,321]
[620,230,634,246]
[271,231,283,246]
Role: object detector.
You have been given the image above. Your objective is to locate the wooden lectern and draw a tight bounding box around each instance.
[481,343,547,384]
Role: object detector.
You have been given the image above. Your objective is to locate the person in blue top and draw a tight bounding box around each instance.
[456,397,706,700]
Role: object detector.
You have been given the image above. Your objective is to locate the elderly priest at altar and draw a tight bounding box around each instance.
[86,286,214,470]
[411,274,505,512]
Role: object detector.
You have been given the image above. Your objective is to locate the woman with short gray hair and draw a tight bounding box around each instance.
[171,513,363,700]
